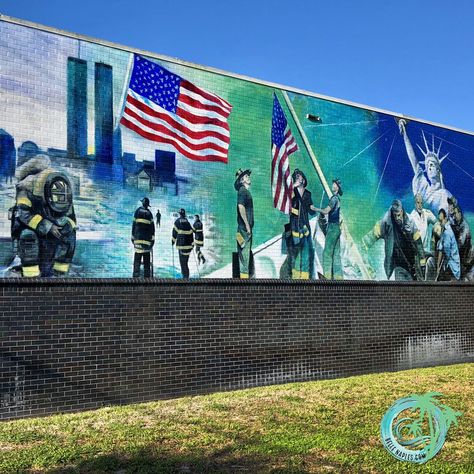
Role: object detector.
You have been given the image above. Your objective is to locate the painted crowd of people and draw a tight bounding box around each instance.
[131,199,206,279]
[231,118,473,282]
[132,143,473,282]
[8,120,473,283]
[362,120,474,281]
[234,167,344,281]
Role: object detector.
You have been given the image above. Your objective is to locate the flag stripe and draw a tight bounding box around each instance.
[271,94,298,214]
[122,107,229,156]
[278,173,291,214]
[282,160,292,212]
[273,148,287,210]
[286,139,297,154]
[272,140,295,212]
[177,97,231,122]
[283,131,297,154]
[271,145,285,204]
[124,98,230,147]
[122,106,229,154]
[181,79,232,114]
[180,87,231,118]
[127,91,230,139]
[120,117,228,163]
[176,105,230,128]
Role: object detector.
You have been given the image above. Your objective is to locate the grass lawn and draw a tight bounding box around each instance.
[0,363,473,473]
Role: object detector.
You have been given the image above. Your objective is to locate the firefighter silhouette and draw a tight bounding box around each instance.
[131,197,155,278]
[172,208,194,278]
[10,155,76,277]
[192,215,206,264]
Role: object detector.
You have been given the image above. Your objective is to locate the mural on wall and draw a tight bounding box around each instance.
[1,20,473,281]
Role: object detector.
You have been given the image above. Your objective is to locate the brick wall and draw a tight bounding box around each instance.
[1,279,473,420]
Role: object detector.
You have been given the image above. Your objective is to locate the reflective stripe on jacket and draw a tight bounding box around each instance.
[192,220,204,246]
[172,217,194,250]
[132,206,155,253]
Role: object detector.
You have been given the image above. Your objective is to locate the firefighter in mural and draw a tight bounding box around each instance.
[172,208,194,278]
[279,223,293,279]
[362,199,433,281]
[235,168,254,279]
[288,169,317,279]
[192,215,206,264]
[155,209,161,227]
[436,208,461,281]
[131,197,155,278]
[451,204,474,279]
[314,178,343,280]
[398,119,452,213]
[10,154,76,277]
[447,196,458,225]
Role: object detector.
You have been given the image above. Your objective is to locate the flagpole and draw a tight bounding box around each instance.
[281,90,372,280]
[115,52,134,128]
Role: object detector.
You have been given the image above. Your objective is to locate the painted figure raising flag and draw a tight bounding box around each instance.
[271,93,299,214]
[120,54,232,163]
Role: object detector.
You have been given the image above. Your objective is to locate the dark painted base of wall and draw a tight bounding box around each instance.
[1,279,473,420]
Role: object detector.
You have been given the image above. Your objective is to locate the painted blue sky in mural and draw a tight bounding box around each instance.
[0,0,473,132]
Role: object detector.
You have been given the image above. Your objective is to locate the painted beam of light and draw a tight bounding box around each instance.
[373,134,396,203]
[445,157,474,182]
[432,134,471,152]
[306,119,388,128]
[341,130,390,168]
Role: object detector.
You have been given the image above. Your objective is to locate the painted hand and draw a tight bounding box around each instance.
[398,119,407,135]
[50,225,63,240]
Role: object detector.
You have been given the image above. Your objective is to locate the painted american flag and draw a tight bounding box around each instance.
[271,93,298,214]
[120,54,232,163]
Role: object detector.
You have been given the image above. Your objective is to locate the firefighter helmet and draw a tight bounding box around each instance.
[43,172,73,214]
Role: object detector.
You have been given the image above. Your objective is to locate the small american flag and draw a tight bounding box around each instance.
[271,93,298,214]
[120,54,232,163]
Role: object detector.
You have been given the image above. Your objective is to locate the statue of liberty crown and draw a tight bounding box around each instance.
[417,131,449,167]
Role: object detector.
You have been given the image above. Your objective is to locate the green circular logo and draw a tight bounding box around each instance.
[380,393,461,464]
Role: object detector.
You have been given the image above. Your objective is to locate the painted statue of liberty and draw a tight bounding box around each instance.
[398,119,452,214]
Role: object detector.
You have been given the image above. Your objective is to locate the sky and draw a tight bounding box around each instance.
[0,0,473,133]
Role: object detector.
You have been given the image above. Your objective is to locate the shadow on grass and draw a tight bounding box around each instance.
[35,402,352,474]
[44,448,276,474]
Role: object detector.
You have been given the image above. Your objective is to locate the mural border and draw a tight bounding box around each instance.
[1,277,473,288]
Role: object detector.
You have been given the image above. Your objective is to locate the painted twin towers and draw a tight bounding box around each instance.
[67,57,118,163]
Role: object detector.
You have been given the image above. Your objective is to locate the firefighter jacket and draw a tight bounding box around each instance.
[13,168,77,277]
[15,189,55,238]
[132,206,155,253]
[172,217,194,255]
[14,172,77,240]
[290,188,316,245]
[192,219,204,246]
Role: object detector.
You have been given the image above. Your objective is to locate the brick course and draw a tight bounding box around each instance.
[1,279,473,420]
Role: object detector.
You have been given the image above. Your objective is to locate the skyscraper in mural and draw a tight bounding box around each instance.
[94,62,113,164]
[0,129,16,180]
[155,150,176,184]
[113,126,122,162]
[67,57,88,159]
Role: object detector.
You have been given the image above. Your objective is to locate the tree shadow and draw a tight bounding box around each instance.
[44,447,277,474]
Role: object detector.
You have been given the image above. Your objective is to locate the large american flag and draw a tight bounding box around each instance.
[120,54,232,163]
[271,93,298,214]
